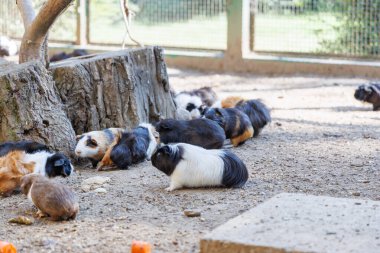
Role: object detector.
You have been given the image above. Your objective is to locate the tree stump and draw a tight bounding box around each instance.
[51,46,176,134]
[0,61,76,155]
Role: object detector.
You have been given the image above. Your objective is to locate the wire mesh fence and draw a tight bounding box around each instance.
[89,0,227,50]
[0,0,77,43]
[251,0,380,58]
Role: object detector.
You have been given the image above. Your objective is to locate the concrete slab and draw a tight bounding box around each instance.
[200,193,380,253]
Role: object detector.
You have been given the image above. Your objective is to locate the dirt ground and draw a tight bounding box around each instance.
[1,68,379,253]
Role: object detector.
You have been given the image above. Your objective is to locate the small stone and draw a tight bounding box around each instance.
[8,216,34,225]
[352,192,361,196]
[93,187,107,193]
[81,176,111,192]
[184,210,201,217]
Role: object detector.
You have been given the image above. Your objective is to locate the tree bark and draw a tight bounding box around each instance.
[0,61,76,156]
[51,47,177,134]
[17,0,74,65]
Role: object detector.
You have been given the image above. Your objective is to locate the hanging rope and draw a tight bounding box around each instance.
[119,0,143,48]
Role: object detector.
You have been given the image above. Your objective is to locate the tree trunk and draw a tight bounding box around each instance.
[51,47,177,134]
[0,61,76,156]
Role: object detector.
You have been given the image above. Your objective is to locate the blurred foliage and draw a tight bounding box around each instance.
[318,0,380,56]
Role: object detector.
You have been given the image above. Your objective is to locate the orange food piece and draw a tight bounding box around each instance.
[0,241,17,253]
[131,240,151,253]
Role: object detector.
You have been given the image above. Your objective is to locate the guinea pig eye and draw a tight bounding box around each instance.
[86,138,98,147]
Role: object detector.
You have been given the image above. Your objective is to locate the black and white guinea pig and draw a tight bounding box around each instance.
[0,140,73,178]
[75,128,124,166]
[97,123,159,170]
[174,92,203,119]
[180,87,218,107]
[155,118,226,149]
[151,143,248,191]
[235,99,271,137]
[203,107,253,147]
[0,140,49,157]
[354,83,380,111]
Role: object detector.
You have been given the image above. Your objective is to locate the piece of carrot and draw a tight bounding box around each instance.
[131,240,151,253]
[0,241,17,253]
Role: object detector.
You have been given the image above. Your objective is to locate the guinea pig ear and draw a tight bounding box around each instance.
[364,86,373,92]
[76,135,83,141]
[215,108,223,116]
[158,121,172,130]
[54,159,65,167]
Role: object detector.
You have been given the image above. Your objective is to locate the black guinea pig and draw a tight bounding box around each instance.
[204,108,253,147]
[235,99,271,137]
[354,83,380,111]
[155,118,226,149]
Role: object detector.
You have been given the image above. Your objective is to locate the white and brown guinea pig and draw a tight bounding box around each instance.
[20,174,79,221]
[203,107,253,147]
[75,128,124,167]
[151,143,248,191]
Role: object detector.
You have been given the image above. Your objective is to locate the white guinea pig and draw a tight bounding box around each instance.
[75,128,124,166]
[151,143,248,191]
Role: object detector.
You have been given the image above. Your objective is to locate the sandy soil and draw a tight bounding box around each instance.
[1,68,379,253]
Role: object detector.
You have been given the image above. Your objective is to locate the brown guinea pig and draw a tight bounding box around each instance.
[20,174,79,221]
[204,107,253,147]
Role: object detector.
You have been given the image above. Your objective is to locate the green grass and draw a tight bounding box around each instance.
[254,12,339,53]
[88,1,227,50]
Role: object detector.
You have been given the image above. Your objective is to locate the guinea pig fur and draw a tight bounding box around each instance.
[97,123,159,170]
[20,174,79,221]
[235,99,271,137]
[181,87,218,107]
[151,143,248,191]
[0,140,49,157]
[155,118,226,149]
[174,93,203,119]
[354,83,380,111]
[220,96,245,108]
[0,151,35,197]
[204,107,253,147]
[75,128,124,166]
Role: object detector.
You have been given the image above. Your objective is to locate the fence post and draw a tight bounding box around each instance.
[226,0,250,64]
[76,0,89,46]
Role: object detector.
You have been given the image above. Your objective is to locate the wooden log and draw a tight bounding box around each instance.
[0,61,76,156]
[51,46,176,134]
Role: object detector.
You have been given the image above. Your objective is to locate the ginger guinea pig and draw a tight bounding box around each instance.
[204,108,253,147]
[20,174,79,221]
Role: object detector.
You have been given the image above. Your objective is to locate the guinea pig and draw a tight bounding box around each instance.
[155,118,226,149]
[203,108,253,147]
[151,143,248,191]
[20,174,79,221]
[0,149,73,197]
[0,140,49,157]
[354,83,380,111]
[75,128,124,167]
[176,108,192,120]
[235,99,271,137]
[182,87,218,107]
[220,96,245,108]
[174,93,203,119]
[97,123,159,171]
[0,151,35,197]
